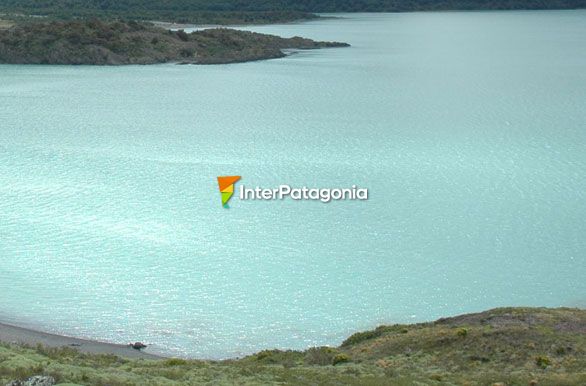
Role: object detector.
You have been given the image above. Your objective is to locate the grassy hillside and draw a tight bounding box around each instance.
[1,307,585,385]
[0,20,348,65]
[0,0,585,25]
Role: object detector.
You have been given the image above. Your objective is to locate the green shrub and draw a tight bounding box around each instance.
[164,358,188,366]
[341,325,407,347]
[429,373,443,381]
[180,48,194,57]
[536,355,551,369]
[457,328,469,338]
[255,350,272,361]
[332,353,350,366]
[305,347,336,366]
[176,29,189,41]
[341,329,383,347]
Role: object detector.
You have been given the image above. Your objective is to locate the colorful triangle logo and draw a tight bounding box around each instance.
[217,176,241,208]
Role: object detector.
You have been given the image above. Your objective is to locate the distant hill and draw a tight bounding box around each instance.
[1,307,585,385]
[1,0,585,24]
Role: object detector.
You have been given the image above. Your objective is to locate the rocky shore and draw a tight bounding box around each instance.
[0,322,159,359]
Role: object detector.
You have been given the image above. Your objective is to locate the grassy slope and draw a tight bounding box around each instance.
[0,307,585,385]
[0,20,348,65]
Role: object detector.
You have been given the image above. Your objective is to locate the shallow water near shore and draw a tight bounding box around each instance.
[0,11,585,358]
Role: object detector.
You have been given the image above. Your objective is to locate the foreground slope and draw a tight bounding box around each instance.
[0,20,349,65]
[1,307,585,385]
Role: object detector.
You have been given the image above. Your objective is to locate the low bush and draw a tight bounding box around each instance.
[536,355,551,369]
[332,353,350,366]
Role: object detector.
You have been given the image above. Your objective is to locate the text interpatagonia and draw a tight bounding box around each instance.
[239,184,368,203]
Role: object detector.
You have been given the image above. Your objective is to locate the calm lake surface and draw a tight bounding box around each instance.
[0,11,585,358]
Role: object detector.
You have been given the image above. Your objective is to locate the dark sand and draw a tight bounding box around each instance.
[0,322,162,359]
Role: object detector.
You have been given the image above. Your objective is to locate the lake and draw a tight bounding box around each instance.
[0,10,585,358]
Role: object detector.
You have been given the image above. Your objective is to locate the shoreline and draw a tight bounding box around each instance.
[3,305,584,361]
[0,322,162,359]
[4,306,583,362]
[1,306,584,360]
[1,307,584,385]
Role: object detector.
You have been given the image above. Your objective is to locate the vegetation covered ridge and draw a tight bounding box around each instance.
[1,307,585,385]
[0,20,349,65]
[0,0,585,25]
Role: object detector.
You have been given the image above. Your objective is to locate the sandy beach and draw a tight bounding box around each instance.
[0,322,162,359]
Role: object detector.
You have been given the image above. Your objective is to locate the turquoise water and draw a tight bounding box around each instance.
[0,11,585,358]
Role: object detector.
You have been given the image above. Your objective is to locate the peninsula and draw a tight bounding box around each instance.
[1,307,585,385]
[0,20,349,65]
